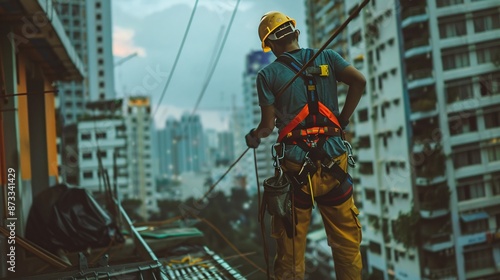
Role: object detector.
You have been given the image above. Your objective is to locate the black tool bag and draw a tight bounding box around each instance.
[262,174,291,218]
[26,183,124,254]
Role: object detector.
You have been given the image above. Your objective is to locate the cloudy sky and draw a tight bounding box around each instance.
[111,0,308,131]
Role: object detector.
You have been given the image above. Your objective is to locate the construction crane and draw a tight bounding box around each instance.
[114,52,138,67]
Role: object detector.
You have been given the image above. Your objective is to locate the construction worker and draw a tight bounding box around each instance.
[245,11,366,279]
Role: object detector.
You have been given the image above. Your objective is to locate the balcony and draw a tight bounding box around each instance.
[422,233,454,252]
[405,37,432,59]
[402,6,429,28]
[407,69,435,89]
[419,185,450,219]
[420,204,450,219]
[424,266,457,280]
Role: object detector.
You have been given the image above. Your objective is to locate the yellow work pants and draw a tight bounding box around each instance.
[272,153,362,280]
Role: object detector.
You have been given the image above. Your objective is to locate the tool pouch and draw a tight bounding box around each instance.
[263,175,291,218]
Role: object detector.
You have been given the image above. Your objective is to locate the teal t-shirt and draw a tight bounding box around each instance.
[256,48,350,164]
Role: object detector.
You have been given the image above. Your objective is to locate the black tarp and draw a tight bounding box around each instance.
[26,184,123,253]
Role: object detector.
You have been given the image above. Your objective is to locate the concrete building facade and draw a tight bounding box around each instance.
[304,0,500,279]
[54,0,115,124]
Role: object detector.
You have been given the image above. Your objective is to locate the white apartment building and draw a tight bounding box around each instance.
[55,0,115,124]
[332,0,500,279]
[63,99,128,197]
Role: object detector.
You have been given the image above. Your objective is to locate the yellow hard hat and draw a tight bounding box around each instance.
[258,11,296,52]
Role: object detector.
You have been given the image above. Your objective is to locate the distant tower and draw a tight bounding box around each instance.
[125,96,157,218]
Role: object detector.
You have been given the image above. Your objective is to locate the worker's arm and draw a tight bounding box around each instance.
[337,65,366,128]
[245,105,275,148]
[253,105,275,138]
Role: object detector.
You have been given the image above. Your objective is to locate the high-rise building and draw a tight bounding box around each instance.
[125,96,157,218]
[217,131,235,165]
[157,114,206,177]
[304,0,500,279]
[242,50,274,190]
[63,99,128,197]
[157,118,178,178]
[55,0,115,124]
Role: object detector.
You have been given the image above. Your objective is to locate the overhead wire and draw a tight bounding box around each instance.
[152,0,200,119]
[190,0,241,116]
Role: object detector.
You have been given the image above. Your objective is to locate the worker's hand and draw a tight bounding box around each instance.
[245,129,261,149]
[339,116,349,130]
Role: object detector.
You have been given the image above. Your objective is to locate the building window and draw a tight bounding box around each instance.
[436,0,464,7]
[448,111,477,136]
[465,248,494,272]
[98,59,104,65]
[473,10,500,33]
[484,107,500,129]
[83,171,93,179]
[81,133,91,140]
[479,72,500,97]
[96,14,102,20]
[98,47,103,54]
[369,241,382,255]
[487,142,500,162]
[97,36,103,43]
[99,81,105,88]
[358,108,369,122]
[82,152,92,160]
[457,176,485,201]
[438,15,466,38]
[365,189,376,203]
[97,25,102,32]
[476,40,500,64]
[358,136,371,149]
[462,218,489,236]
[98,150,107,159]
[96,2,101,8]
[442,46,469,70]
[96,132,107,139]
[359,162,374,175]
[445,78,473,103]
[452,143,481,168]
[351,30,362,45]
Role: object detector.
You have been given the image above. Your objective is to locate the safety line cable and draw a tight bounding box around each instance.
[152,0,200,119]
[193,214,266,274]
[195,146,249,204]
[274,0,371,103]
[134,146,251,228]
[190,0,241,116]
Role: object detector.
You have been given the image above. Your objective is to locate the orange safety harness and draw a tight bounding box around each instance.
[274,49,353,209]
[275,49,343,155]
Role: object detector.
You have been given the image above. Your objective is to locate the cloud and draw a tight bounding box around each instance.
[114,0,252,19]
[113,26,147,57]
